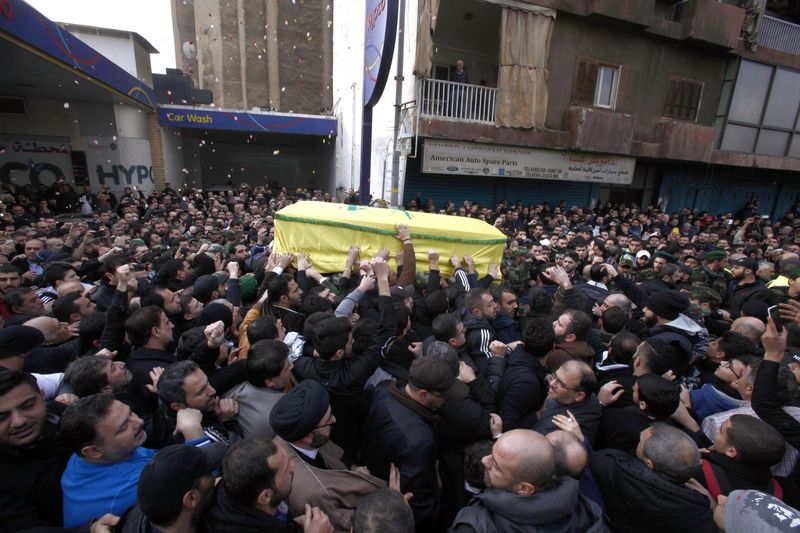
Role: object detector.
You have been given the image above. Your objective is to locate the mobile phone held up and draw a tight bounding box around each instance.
[768,305,784,333]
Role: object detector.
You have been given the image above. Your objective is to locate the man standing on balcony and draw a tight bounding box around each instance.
[450,60,470,85]
[449,60,470,118]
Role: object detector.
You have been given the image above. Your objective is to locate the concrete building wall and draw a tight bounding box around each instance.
[545,17,728,141]
[173,0,199,81]
[172,0,333,114]
[276,0,333,114]
[243,0,270,109]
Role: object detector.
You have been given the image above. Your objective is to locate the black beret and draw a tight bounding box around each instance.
[195,303,233,330]
[645,290,690,321]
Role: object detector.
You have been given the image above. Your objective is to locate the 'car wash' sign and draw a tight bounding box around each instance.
[363,0,398,107]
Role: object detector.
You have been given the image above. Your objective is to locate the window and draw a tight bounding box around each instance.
[663,77,703,121]
[720,59,800,157]
[572,59,619,109]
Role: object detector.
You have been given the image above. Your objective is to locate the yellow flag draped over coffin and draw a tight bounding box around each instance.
[273,202,506,278]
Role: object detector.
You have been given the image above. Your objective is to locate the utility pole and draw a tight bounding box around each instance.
[389,0,406,208]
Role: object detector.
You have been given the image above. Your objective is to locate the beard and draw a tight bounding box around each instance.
[644,314,658,327]
[309,429,330,449]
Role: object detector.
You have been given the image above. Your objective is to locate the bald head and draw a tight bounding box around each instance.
[24,316,70,345]
[547,430,587,479]
[486,430,555,494]
[731,316,765,347]
[604,293,632,314]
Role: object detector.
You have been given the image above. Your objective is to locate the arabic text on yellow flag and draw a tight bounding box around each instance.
[273,202,506,278]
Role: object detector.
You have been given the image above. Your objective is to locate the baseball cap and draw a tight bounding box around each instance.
[137,443,226,520]
[619,253,635,266]
[732,257,758,271]
[408,357,467,400]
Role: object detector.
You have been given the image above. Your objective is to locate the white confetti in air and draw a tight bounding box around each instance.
[63,102,70,109]
[273,150,280,155]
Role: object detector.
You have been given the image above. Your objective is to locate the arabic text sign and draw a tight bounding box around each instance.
[422,140,635,185]
[0,138,154,193]
[0,139,74,187]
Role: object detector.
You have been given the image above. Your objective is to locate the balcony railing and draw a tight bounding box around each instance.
[759,15,800,55]
[418,78,497,125]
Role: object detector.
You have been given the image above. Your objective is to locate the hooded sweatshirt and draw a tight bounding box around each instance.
[450,477,605,533]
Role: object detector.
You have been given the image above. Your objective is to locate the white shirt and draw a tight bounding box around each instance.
[290,443,319,460]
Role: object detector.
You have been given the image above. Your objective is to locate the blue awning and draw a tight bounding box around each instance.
[158,105,337,137]
[0,0,156,109]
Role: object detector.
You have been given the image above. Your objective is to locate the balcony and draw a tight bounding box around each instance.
[584,0,655,29]
[418,78,497,125]
[652,120,717,161]
[564,106,634,155]
[678,0,745,49]
[759,15,800,55]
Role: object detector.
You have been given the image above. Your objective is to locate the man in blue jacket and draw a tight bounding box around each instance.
[59,393,215,527]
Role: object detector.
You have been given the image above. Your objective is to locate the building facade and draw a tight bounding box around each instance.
[0,3,161,195]
[166,0,337,192]
[335,0,800,216]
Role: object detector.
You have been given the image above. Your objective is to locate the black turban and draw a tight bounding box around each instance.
[269,380,330,442]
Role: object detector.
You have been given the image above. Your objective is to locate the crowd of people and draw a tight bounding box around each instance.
[2,178,800,532]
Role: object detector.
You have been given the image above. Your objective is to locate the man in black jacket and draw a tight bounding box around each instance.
[591,423,717,532]
[462,288,502,374]
[497,317,553,430]
[451,429,604,533]
[721,257,770,321]
[205,438,331,533]
[595,374,680,453]
[696,414,791,500]
[293,257,395,465]
[533,360,602,443]
[361,355,465,531]
[0,370,71,532]
[125,305,222,415]
[147,360,242,449]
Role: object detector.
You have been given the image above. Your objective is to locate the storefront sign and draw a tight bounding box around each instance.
[0,138,74,187]
[423,140,635,185]
[158,106,337,137]
[84,136,154,194]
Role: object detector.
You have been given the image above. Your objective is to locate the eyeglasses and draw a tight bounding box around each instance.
[548,373,582,392]
[314,413,336,429]
[720,360,742,380]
